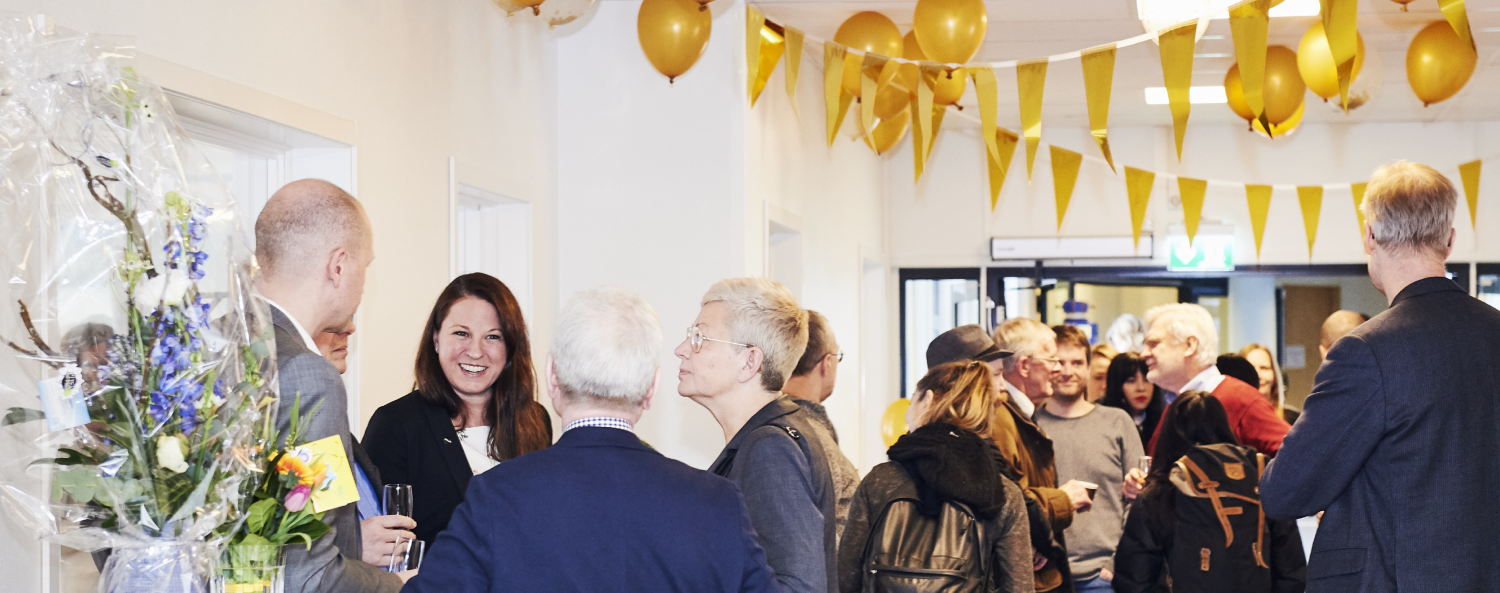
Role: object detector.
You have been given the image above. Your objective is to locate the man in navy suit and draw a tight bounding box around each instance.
[404,286,781,593]
[1261,161,1500,592]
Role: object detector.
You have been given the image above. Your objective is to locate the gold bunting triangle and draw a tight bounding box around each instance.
[913,66,935,183]
[1351,181,1368,239]
[1017,60,1048,180]
[824,43,853,147]
[988,127,1021,210]
[1297,186,1323,257]
[1440,0,1477,53]
[929,104,947,161]
[1081,46,1117,173]
[1158,21,1197,160]
[912,97,926,182]
[784,27,803,118]
[1228,0,1272,130]
[1051,146,1083,230]
[1460,159,1481,228]
[1126,167,1156,249]
[747,7,766,104]
[1246,184,1273,259]
[1178,177,1208,246]
[1319,0,1359,111]
[970,67,1002,168]
[859,53,892,151]
[750,23,785,107]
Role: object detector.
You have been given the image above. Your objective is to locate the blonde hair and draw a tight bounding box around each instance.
[914,361,996,438]
[701,278,809,392]
[1238,343,1284,416]
[1091,343,1118,362]
[995,317,1054,373]
[1361,161,1456,260]
[1144,303,1219,368]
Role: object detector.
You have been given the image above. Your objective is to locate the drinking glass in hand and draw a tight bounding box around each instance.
[388,539,426,572]
[1139,456,1152,474]
[384,484,414,518]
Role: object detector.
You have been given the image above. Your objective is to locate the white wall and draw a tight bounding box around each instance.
[5,0,563,435]
[890,121,1500,268]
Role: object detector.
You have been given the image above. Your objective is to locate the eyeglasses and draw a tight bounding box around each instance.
[1033,356,1061,368]
[832,350,845,363]
[686,326,750,353]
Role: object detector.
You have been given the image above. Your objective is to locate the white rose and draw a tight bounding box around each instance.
[132,269,192,316]
[156,434,189,473]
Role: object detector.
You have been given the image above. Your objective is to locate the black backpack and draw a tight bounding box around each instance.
[1168,443,1272,593]
[859,495,994,593]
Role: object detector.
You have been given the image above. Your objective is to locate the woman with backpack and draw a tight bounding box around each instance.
[1112,391,1306,593]
[837,361,1033,593]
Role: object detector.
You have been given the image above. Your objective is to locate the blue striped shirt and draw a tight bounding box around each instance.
[563,416,634,433]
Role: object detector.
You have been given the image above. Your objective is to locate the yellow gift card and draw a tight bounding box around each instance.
[299,435,359,513]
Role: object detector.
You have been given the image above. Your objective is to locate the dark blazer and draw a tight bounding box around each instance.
[710,396,838,593]
[1261,277,1500,593]
[268,305,401,593]
[402,426,782,593]
[362,390,551,543]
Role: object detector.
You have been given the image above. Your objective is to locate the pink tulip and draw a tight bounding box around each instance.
[284,484,312,512]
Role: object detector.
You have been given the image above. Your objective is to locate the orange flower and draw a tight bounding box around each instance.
[276,454,316,487]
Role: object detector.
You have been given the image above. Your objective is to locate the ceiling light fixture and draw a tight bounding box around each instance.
[1144,86,1229,104]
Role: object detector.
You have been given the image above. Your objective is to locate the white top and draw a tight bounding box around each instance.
[456,426,499,475]
[1003,378,1036,417]
[259,297,319,353]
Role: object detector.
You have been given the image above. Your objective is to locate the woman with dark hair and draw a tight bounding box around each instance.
[1098,352,1166,448]
[838,361,1033,593]
[364,273,553,543]
[1112,392,1305,593]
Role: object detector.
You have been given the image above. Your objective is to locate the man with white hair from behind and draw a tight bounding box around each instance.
[404,286,780,592]
[1140,303,1289,457]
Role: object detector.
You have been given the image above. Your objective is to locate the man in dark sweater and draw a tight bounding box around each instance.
[782,310,859,542]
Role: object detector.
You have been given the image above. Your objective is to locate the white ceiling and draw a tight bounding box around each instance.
[755,0,1500,128]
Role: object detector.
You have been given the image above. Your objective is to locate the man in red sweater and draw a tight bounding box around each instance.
[1141,303,1290,456]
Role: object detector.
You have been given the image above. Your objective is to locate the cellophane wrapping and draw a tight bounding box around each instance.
[0,16,278,592]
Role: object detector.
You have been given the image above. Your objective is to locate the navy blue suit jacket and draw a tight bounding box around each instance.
[1261,278,1500,592]
[402,426,782,593]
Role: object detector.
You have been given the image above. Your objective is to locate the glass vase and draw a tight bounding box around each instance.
[212,543,287,593]
[100,542,214,593]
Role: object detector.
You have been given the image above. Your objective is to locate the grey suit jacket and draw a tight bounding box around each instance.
[1261,278,1500,593]
[270,305,403,593]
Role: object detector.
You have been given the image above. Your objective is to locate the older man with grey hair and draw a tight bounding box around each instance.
[1140,303,1288,456]
[406,286,780,593]
[1261,162,1500,593]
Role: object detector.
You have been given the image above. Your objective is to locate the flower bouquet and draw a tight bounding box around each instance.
[215,396,334,593]
[0,17,277,593]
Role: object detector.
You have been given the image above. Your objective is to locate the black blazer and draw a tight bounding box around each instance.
[1261,278,1500,593]
[362,391,552,543]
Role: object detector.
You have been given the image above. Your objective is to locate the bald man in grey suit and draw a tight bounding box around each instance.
[255,179,409,593]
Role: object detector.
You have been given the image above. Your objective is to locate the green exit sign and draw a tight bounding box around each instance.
[1168,234,1234,272]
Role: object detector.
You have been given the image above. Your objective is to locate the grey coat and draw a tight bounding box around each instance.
[711,396,838,593]
[270,306,403,593]
[789,398,859,543]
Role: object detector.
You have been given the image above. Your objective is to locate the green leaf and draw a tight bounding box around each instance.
[245,498,278,534]
[238,533,272,547]
[2,407,45,426]
[294,518,330,543]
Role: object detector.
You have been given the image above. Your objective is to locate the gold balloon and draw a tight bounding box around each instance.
[912,0,987,65]
[834,12,903,97]
[636,0,711,83]
[873,81,911,120]
[1224,65,1254,122]
[1263,45,1306,125]
[872,108,911,154]
[1407,20,1479,107]
[900,32,967,106]
[1253,100,1304,138]
[1297,23,1365,101]
[880,398,911,447]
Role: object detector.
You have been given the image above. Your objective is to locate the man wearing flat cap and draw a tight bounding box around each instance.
[927,324,1078,593]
